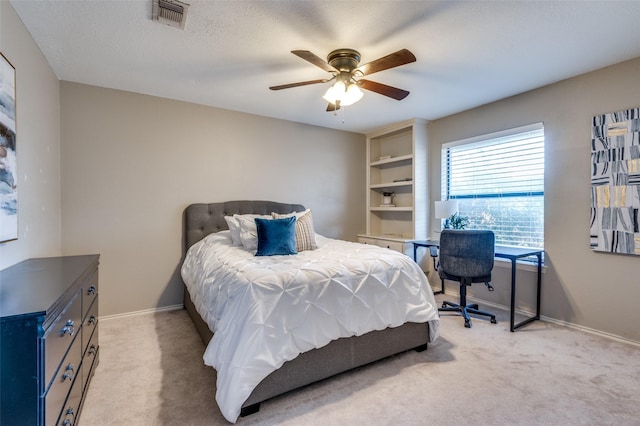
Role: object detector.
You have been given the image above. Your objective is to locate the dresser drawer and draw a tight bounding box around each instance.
[44,291,82,387]
[43,329,82,426]
[56,365,83,426]
[379,241,406,253]
[81,271,98,320]
[82,296,98,355]
[359,237,407,254]
[82,328,99,391]
[357,237,377,245]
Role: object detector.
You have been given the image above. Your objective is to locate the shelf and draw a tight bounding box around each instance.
[365,118,428,243]
[370,154,413,167]
[370,206,413,212]
[370,181,413,190]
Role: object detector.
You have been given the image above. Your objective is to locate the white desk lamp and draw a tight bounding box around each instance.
[435,200,459,229]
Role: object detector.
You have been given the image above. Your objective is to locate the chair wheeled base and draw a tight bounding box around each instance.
[439,283,497,328]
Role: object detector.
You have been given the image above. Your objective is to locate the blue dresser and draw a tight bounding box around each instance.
[0,255,100,425]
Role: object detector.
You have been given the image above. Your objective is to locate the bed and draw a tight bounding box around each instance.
[181,200,440,423]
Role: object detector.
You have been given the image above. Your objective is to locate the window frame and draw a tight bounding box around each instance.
[440,123,545,249]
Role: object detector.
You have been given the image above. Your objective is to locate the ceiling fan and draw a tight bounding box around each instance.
[269,48,416,111]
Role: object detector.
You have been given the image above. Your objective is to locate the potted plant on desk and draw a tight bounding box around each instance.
[449,213,469,230]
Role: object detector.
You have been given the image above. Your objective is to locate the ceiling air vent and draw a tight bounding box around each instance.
[152,0,189,30]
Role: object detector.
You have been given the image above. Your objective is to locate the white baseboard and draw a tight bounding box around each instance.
[103,290,640,348]
[433,286,640,348]
[537,315,640,347]
[99,304,183,321]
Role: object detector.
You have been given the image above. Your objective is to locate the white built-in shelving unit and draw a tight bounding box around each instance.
[357,118,429,255]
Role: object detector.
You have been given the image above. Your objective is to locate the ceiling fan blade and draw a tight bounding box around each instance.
[356,49,416,76]
[269,79,329,90]
[292,50,338,73]
[359,79,410,100]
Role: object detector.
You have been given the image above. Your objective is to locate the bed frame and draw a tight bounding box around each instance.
[182,200,430,417]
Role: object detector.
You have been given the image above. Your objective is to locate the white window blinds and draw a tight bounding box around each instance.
[441,123,545,248]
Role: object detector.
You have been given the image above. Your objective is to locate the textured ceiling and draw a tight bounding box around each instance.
[10,0,640,134]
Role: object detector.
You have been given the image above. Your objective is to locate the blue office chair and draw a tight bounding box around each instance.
[438,229,497,328]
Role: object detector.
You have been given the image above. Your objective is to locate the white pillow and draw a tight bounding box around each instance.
[234,214,272,250]
[224,216,242,246]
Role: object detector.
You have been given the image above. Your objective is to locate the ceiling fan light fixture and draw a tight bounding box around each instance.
[322,86,336,104]
[322,80,363,106]
[344,83,363,105]
[333,80,347,95]
[322,81,341,104]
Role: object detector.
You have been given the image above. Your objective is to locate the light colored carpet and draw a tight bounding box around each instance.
[81,297,640,425]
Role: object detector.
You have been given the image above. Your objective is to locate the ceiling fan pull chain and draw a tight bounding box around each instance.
[333,99,340,117]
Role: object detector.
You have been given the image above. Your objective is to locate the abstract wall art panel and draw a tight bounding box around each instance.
[0,52,17,243]
[590,107,640,255]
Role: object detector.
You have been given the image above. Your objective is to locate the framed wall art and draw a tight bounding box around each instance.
[590,106,640,255]
[0,52,17,243]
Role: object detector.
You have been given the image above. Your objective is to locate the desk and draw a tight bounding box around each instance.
[411,240,543,332]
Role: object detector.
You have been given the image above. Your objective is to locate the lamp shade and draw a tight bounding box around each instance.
[341,83,363,106]
[435,200,458,219]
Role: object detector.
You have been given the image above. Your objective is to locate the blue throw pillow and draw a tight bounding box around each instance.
[255,216,297,256]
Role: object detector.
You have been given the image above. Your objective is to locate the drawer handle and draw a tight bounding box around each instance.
[87,285,97,295]
[62,364,75,382]
[88,344,97,356]
[62,407,76,426]
[88,315,97,325]
[61,320,75,337]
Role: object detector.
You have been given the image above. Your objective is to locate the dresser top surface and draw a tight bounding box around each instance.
[0,255,99,319]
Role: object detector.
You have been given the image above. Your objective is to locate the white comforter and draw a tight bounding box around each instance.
[181,231,440,423]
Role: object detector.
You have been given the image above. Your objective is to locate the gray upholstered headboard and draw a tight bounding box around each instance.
[184,200,305,251]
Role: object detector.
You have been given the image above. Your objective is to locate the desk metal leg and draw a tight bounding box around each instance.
[535,253,542,320]
[509,259,517,332]
[511,254,543,332]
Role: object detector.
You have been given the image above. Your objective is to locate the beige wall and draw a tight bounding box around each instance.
[60,82,365,316]
[429,57,640,342]
[0,2,61,269]
[6,0,639,342]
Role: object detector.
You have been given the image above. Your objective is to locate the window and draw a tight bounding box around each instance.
[441,123,544,248]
